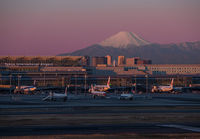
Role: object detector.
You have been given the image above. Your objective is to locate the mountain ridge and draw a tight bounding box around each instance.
[58,32,200,64]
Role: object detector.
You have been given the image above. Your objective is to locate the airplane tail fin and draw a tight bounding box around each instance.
[107,76,111,88]
[170,78,174,88]
[65,86,68,96]
[90,84,94,92]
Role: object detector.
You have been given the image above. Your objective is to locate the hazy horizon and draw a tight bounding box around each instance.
[1,0,200,56]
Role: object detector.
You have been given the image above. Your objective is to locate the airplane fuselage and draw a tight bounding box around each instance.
[152,78,176,93]
[43,93,67,101]
[119,93,133,100]
[92,76,111,92]
[91,91,106,97]
[93,85,110,92]
[15,86,37,93]
[51,93,67,101]
[43,87,68,101]
[158,86,173,92]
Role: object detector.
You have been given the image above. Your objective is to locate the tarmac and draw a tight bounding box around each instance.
[0,92,200,137]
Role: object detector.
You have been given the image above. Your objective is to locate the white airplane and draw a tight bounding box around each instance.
[93,76,111,92]
[119,93,134,100]
[89,84,106,98]
[15,86,37,93]
[152,78,178,93]
[43,87,68,101]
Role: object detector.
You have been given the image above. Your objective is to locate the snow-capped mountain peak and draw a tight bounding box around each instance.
[99,31,150,48]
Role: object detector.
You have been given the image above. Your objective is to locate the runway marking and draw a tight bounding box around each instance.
[158,124,200,132]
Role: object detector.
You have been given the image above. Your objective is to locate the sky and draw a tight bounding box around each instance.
[0,0,200,56]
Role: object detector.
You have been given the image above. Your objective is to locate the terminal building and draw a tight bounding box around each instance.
[146,64,200,75]
[118,56,125,66]
[0,56,200,89]
[0,56,90,67]
[91,56,107,67]
[125,57,152,66]
[0,56,199,76]
[105,55,112,66]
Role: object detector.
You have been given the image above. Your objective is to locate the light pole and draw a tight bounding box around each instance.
[75,74,77,95]
[135,75,137,94]
[84,74,87,96]
[18,75,21,89]
[145,74,148,94]
[9,74,12,94]
[43,71,46,86]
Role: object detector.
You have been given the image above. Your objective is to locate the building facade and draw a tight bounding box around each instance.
[146,64,200,75]
[0,56,85,67]
[126,57,151,65]
[91,56,107,67]
[118,56,125,66]
[105,55,112,66]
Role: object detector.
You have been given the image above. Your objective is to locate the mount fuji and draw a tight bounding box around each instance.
[99,31,150,48]
[58,31,200,64]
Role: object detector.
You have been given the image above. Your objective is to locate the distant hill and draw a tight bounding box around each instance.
[58,31,200,64]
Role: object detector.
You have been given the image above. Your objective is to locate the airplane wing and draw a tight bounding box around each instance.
[42,95,51,101]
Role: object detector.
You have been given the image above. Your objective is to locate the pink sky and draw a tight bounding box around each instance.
[0,0,200,56]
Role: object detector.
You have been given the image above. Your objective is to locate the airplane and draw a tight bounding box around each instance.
[151,78,182,93]
[119,92,134,100]
[93,76,111,92]
[14,86,37,94]
[89,84,106,98]
[43,86,68,101]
